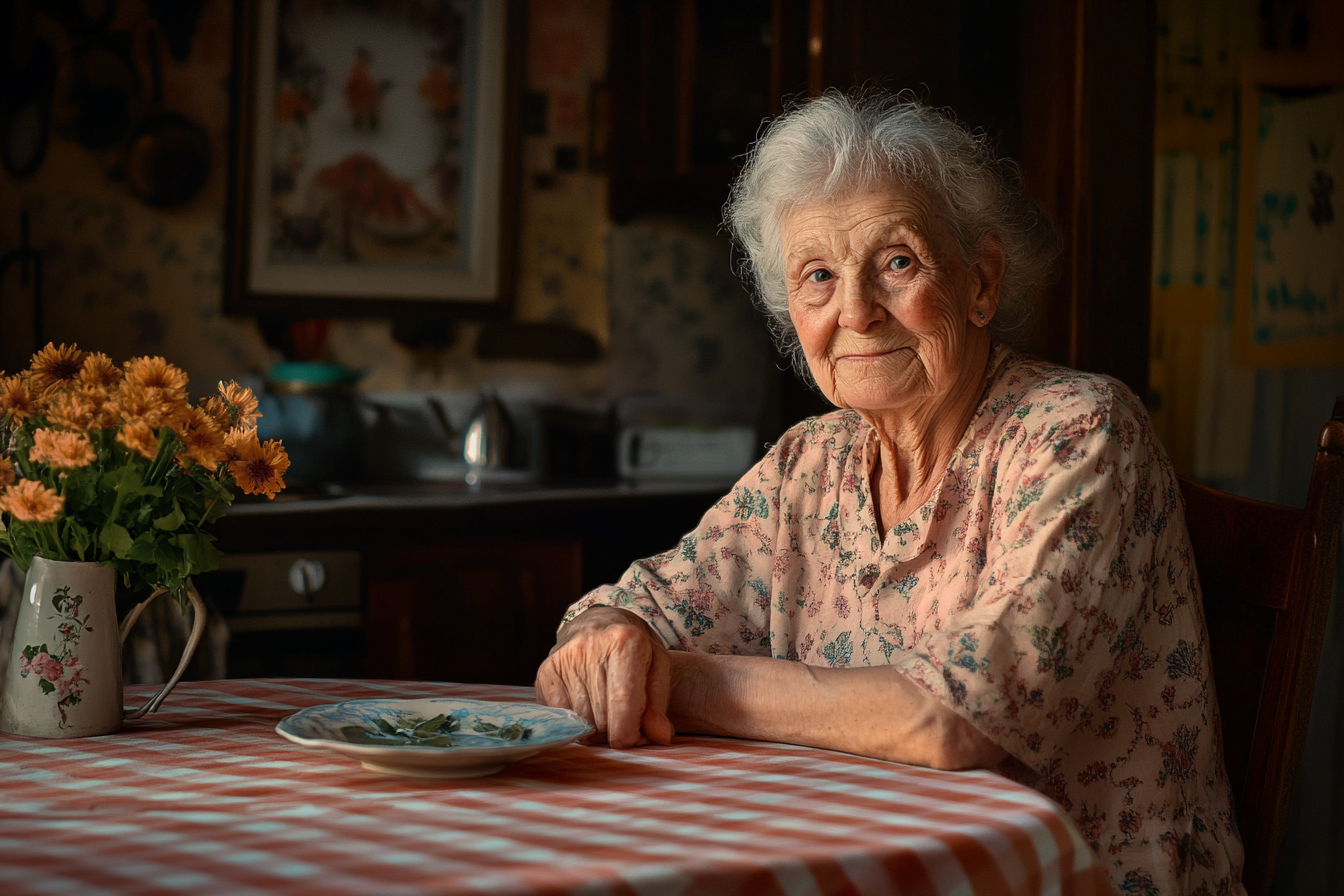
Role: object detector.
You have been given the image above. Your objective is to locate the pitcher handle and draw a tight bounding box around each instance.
[119,582,208,720]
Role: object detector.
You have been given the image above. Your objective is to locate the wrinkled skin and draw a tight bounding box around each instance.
[537,184,1007,768]
[535,606,674,748]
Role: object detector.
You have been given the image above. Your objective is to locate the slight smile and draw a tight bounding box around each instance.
[836,347,906,362]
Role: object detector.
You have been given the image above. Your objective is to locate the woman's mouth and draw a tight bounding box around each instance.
[836,346,905,362]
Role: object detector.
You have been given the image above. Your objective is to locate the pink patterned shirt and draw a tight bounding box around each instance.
[567,346,1244,895]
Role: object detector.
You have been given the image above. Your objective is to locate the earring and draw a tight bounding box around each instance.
[977,311,987,324]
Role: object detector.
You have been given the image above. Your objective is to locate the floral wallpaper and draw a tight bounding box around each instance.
[0,0,623,401]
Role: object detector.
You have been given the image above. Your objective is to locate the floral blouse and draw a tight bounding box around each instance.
[566,346,1245,895]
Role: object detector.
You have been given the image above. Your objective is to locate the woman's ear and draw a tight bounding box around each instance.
[970,233,1006,325]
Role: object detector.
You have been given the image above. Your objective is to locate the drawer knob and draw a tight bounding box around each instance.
[288,559,327,599]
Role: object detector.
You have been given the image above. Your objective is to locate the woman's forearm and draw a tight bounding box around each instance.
[665,652,1006,770]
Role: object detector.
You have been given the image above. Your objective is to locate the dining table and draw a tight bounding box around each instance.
[0,677,1113,895]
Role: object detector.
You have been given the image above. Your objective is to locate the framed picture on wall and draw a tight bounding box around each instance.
[225,0,521,317]
[1233,59,1344,366]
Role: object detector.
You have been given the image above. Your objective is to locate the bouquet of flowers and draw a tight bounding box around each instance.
[0,343,290,609]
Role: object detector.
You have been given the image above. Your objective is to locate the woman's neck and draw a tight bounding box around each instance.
[862,340,994,531]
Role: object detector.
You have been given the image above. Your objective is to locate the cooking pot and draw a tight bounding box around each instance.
[256,362,364,488]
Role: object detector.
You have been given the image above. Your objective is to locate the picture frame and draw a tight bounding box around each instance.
[1232,56,1344,366]
[225,0,521,318]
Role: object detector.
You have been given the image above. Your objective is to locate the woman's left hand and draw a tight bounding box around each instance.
[535,606,676,748]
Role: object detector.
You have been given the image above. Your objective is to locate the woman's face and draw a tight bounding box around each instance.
[782,185,1000,417]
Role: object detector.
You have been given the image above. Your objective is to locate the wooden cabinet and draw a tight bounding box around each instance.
[208,487,724,685]
[606,0,1024,223]
[607,0,809,221]
[364,540,581,686]
[606,0,1156,396]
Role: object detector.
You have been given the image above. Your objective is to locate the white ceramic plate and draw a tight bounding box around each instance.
[276,697,593,778]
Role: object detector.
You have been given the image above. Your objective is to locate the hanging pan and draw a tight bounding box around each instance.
[120,27,210,207]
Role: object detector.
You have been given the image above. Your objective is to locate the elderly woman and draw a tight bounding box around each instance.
[537,92,1243,895]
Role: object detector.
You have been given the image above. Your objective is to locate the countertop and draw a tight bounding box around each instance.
[226,477,738,516]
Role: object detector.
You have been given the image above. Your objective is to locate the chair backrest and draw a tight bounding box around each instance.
[1176,396,1344,896]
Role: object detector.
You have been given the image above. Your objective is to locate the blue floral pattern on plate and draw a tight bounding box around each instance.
[276,698,593,778]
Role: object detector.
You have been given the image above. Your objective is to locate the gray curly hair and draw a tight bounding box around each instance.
[723,90,1062,379]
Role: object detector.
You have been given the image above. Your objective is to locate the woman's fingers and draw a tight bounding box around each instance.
[534,608,663,748]
[603,639,650,748]
[640,642,675,745]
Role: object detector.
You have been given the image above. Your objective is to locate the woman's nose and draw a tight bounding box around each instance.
[836,278,886,332]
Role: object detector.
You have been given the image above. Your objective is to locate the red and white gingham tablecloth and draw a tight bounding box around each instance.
[0,678,1112,895]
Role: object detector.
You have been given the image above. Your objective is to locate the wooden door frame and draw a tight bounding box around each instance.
[1020,0,1156,395]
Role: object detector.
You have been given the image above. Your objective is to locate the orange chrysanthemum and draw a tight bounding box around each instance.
[87,386,120,429]
[29,429,96,470]
[117,419,161,461]
[115,382,191,431]
[27,343,87,393]
[0,458,13,488]
[228,435,289,499]
[177,407,227,468]
[218,381,261,431]
[44,388,99,431]
[0,373,40,422]
[222,427,252,464]
[123,356,189,396]
[79,352,123,389]
[199,395,231,430]
[0,479,63,523]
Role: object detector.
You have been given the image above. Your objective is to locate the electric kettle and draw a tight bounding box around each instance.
[462,387,515,483]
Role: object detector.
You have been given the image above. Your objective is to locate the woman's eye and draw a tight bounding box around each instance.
[806,269,833,283]
[889,254,912,272]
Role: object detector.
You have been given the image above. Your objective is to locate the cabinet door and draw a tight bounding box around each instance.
[364,541,582,686]
[607,0,808,220]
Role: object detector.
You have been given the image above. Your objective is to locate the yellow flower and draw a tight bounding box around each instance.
[222,427,250,463]
[200,395,231,430]
[0,373,40,422]
[27,343,86,393]
[29,429,96,470]
[44,388,98,431]
[218,381,261,431]
[79,352,123,389]
[228,433,290,499]
[115,382,190,431]
[178,407,227,468]
[123,356,189,396]
[0,458,13,488]
[117,419,161,460]
[0,479,63,523]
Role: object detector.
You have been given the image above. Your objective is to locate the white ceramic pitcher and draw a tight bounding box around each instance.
[0,555,206,738]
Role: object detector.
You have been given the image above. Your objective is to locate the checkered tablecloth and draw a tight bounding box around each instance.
[0,678,1111,895]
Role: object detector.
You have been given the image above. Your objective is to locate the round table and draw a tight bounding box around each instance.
[0,678,1111,895]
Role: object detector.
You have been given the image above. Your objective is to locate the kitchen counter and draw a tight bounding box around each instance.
[226,476,739,516]
[204,477,736,685]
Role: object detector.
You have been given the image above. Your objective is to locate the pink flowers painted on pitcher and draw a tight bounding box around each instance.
[17,584,92,725]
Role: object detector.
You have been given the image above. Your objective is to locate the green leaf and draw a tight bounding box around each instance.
[125,532,158,563]
[412,714,449,737]
[110,466,163,500]
[66,521,93,558]
[98,523,133,557]
[38,679,54,694]
[173,532,221,576]
[419,735,454,747]
[154,501,186,531]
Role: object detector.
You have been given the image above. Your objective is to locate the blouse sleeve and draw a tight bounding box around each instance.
[885,385,1203,774]
[560,441,787,654]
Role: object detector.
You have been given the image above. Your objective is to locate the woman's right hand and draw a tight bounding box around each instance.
[534,606,675,748]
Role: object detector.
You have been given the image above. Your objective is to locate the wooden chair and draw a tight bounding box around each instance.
[1177,396,1344,896]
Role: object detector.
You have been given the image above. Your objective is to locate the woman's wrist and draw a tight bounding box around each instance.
[665,651,730,736]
